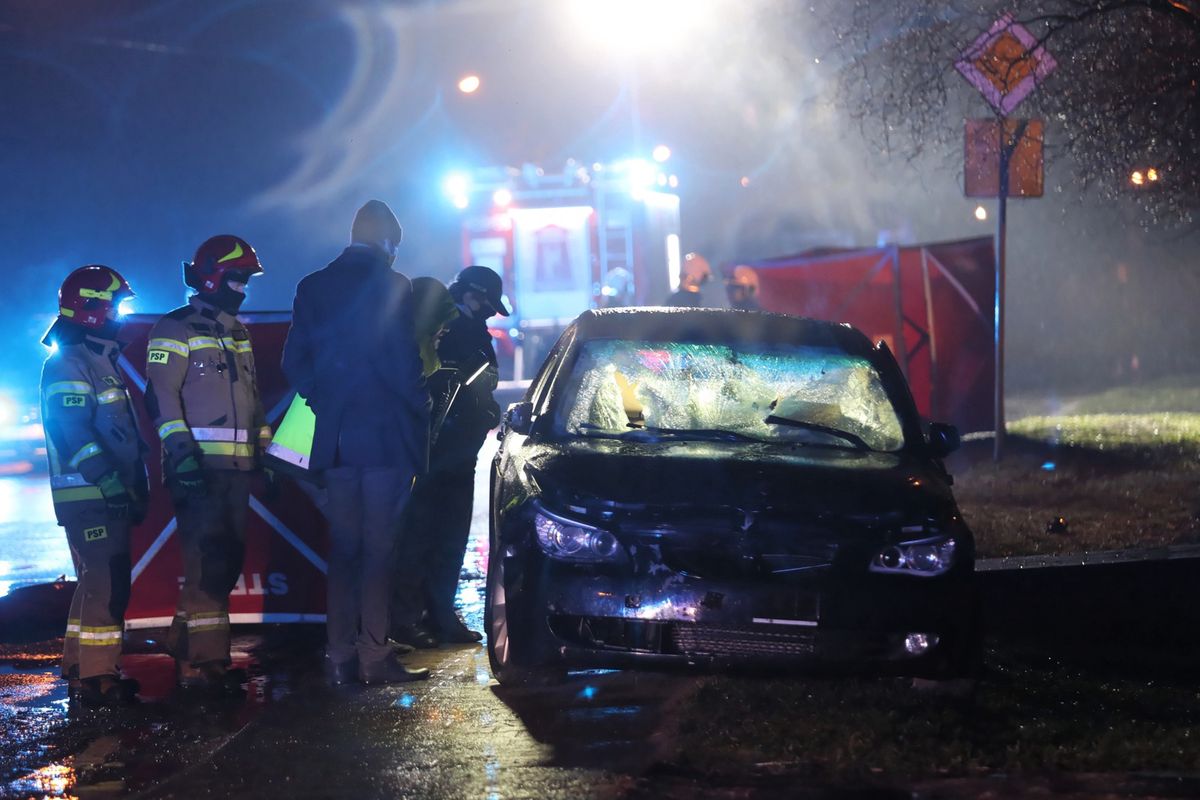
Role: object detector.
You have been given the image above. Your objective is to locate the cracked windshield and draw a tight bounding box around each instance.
[557,339,905,451]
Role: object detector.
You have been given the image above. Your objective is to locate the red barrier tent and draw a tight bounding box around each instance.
[739,237,995,433]
[117,313,328,628]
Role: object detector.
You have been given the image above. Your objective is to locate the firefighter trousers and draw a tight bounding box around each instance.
[167,470,250,667]
[62,503,131,680]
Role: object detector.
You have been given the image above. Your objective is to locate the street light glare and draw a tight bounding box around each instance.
[568,0,707,52]
[974,205,988,221]
[457,74,481,94]
[492,188,513,208]
[652,144,671,163]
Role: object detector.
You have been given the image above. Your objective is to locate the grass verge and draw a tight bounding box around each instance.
[666,647,1200,785]
[950,413,1200,559]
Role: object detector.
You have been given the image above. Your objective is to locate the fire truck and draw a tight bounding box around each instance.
[444,158,682,380]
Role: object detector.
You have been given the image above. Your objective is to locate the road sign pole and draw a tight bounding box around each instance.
[994,128,1009,462]
[955,13,1056,462]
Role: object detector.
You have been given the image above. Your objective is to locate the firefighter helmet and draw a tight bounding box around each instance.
[681,252,712,291]
[58,266,134,330]
[726,265,759,294]
[725,265,760,310]
[184,235,263,294]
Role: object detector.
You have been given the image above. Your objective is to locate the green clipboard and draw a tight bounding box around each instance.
[264,393,321,486]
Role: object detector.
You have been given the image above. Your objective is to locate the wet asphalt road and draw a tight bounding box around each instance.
[0,446,699,800]
[1,629,695,799]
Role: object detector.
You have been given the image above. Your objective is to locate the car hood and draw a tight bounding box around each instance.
[521,438,955,527]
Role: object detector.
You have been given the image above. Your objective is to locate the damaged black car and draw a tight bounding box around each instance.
[485,308,977,684]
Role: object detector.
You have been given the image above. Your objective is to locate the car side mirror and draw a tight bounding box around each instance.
[502,401,534,437]
[927,422,960,458]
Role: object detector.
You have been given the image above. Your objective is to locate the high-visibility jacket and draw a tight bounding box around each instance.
[40,334,148,524]
[144,296,269,474]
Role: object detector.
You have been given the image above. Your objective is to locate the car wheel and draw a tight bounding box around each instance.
[485,543,563,686]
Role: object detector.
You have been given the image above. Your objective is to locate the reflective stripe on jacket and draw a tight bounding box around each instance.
[40,336,148,524]
[144,297,269,474]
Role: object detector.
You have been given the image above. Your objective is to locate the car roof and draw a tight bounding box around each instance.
[571,307,877,357]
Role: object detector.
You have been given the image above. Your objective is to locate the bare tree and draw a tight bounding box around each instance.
[820,0,1200,230]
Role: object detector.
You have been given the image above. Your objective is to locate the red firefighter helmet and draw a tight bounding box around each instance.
[58,265,134,330]
[184,234,263,294]
[726,265,759,294]
[681,252,712,291]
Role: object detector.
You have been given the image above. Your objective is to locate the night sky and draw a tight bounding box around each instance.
[3,0,1196,395]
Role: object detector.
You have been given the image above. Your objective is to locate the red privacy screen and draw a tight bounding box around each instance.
[740,237,996,434]
[117,312,328,628]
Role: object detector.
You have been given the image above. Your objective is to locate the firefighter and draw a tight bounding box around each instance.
[144,235,269,692]
[391,266,503,648]
[725,265,762,311]
[40,266,146,706]
[664,252,712,307]
[282,200,431,686]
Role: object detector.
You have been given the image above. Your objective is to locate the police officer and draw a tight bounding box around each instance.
[40,266,146,706]
[144,235,269,692]
[664,252,712,307]
[282,200,431,686]
[392,266,503,648]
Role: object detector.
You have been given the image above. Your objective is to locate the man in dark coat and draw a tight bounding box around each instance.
[391,266,504,647]
[282,200,431,685]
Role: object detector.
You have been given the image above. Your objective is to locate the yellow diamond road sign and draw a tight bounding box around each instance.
[956,13,1057,115]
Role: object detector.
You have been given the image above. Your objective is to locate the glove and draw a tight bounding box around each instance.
[96,471,133,521]
[129,495,148,526]
[481,399,502,429]
[171,454,207,499]
[131,471,150,525]
[262,466,282,502]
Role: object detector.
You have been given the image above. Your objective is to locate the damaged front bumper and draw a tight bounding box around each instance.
[518,554,974,672]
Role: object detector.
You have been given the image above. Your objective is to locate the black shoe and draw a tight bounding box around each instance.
[325,655,359,686]
[390,623,439,650]
[437,619,483,644]
[386,638,415,656]
[359,655,431,685]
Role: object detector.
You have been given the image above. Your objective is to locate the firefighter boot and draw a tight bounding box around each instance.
[75,675,140,707]
[177,660,247,695]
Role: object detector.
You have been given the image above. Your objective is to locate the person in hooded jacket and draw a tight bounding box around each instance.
[391,266,504,648]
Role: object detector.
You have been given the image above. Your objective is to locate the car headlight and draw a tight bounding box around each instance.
[869,536,957,577]
[534,509,622,563]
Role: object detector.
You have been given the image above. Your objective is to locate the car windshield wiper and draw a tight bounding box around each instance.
[763,415,871,450]
[572,422,628,440]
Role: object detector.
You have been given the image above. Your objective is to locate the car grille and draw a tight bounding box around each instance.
[668,623,816,658]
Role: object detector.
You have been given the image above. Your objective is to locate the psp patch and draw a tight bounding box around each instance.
[148,349,170,364]
[62,394,86,407]
[83,526,108,542]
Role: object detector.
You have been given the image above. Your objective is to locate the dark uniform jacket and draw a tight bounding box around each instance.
[429,311,500,473]
[40,332,148,524]
[282,244,430,473]
[144,296,269,476]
